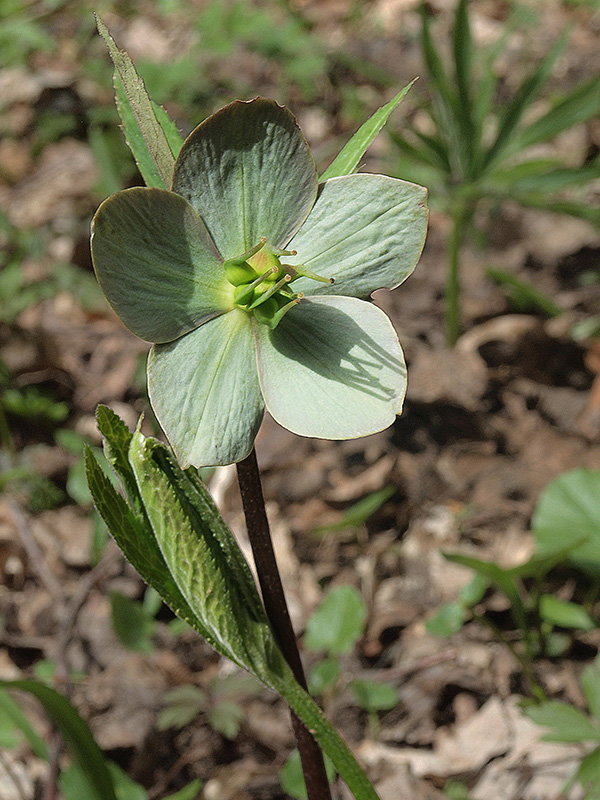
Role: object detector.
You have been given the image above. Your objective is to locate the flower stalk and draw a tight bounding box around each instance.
[236,448,333,800]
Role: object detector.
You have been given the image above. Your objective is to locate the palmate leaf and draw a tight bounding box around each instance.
[320,81,415,181]
[516,74,600,150]
[86,408,381,800]
[96,15,182,188]
[482,30,568,172]
[0,680,116,800]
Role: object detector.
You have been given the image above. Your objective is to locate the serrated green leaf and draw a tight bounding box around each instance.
[128,433,277,670]
[88,412,380,800]
[0,680,116,800]
[320,82,415,181]
[539,594,596,630]
[96,15,179,188]
[84,445,217,653]
[304,585,366,656]
[525,701,600,742]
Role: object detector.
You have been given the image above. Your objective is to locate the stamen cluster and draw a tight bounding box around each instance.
[224,238,332,329]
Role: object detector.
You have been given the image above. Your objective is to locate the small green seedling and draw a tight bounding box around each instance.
[304,585,399,737]
[523,655,600,799]
[391,0,600,344]
[158,671,261,740]
[427,468,600,698]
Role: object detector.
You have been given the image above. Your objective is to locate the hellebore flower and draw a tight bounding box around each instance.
[91,98,428,467]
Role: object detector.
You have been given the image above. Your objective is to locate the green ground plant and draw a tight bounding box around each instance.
[427,468,600,699]
[523,655,600,799]
[78,13,427,799]
[390,0,600,344]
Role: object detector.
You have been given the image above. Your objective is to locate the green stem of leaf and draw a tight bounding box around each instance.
[272,676,381,800]
[445,201,468,346]
[236,449,333,800]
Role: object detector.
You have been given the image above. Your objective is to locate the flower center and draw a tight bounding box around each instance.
[223,238,333,329]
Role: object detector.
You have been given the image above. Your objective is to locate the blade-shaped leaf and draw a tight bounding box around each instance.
[84,445,223,656]
[88,410,381,800]
[539,594,595,631]
[582,658,600,723]
[320,81,415,181]
[127,431,289,680]
[452,0,475,168]
[510,194,600,229]
[443,552,528,632]
[419,5,458,119]
[96,15,180,188]
[517,74,600,150]
[0,688,48,759]
[0,680,117,800]
[482,31,568,172]
[577,746,600,793]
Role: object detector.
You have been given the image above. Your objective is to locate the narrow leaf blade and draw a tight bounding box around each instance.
[517,74,600,149]
[96,15,179,188]
[320,81,415,181]
[483,31,568,171]
[0,680,117,800]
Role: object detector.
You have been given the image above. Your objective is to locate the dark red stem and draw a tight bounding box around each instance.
[236,448,332,800]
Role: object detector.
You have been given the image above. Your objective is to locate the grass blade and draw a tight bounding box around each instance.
[482,30,568,172]
[0,680,117,800]
[320,81,415,181]
[419,4,457,119]
[517,74,600,149]
[510,194,600,228]
[452,0,475,169]
[96,15,180,188]
[486,158,600,193]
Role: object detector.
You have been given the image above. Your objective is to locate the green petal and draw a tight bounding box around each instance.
[91,188,232,343]
[148,309,264,467]
[172,98,318,259]
[287,174,428,298]
[255,296,406,439]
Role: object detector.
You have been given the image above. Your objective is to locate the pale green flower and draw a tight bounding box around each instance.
[91,98,428,467]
